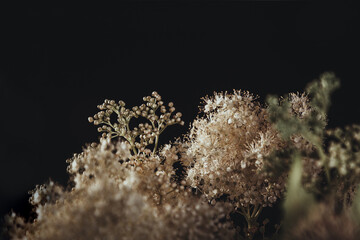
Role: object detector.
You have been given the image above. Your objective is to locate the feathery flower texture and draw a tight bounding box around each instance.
[187,90,286,209]
[4,73,360,240]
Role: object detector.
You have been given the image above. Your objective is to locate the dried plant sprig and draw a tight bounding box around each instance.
[265,72,340,184]
[4,138,236,240]
[6,72,360,240]
[184,90,287,240]
[88,91,184,155]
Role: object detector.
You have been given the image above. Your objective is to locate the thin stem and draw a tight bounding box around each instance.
[238,206,247,216]
[237,205,264,240]
[153,135,159,155]
[126,138,137,155]
[150,120,159,155]
[254,206,263,218]
[166,189,176,195]
[251,204,259,218]
[159,124,168,134]
[110,134,119,139]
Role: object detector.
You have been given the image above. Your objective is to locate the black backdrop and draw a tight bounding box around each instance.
[1,2,359,220]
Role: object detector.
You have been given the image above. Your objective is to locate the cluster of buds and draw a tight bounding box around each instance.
[88,91,184,155]
[29,180,64,207]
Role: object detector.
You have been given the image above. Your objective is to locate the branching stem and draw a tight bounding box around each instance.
[238,204,264,240]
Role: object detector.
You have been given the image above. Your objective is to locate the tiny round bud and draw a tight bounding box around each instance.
[168,102,174,107]
[88,117,94,123]
[118,100,125,107]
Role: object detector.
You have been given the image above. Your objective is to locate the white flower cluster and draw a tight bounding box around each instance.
[4,88,330,240]
[186,91,286,208]
[5,138,235,240]
[66,138,132,190]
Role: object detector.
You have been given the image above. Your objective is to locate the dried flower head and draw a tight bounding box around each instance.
[4,138,236,240]
[5,72,360,240]
[186,90,286,209]
[88,91,184,155]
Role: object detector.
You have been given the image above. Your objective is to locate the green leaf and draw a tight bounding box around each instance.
[283,155,315,230]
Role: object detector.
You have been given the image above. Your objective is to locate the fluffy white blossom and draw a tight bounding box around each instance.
[5,138,235,240]
[186,90,286,208]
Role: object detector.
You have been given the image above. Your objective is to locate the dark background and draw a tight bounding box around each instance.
[1,1,359,220]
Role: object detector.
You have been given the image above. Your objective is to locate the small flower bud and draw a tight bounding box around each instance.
[118,100,125,107]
